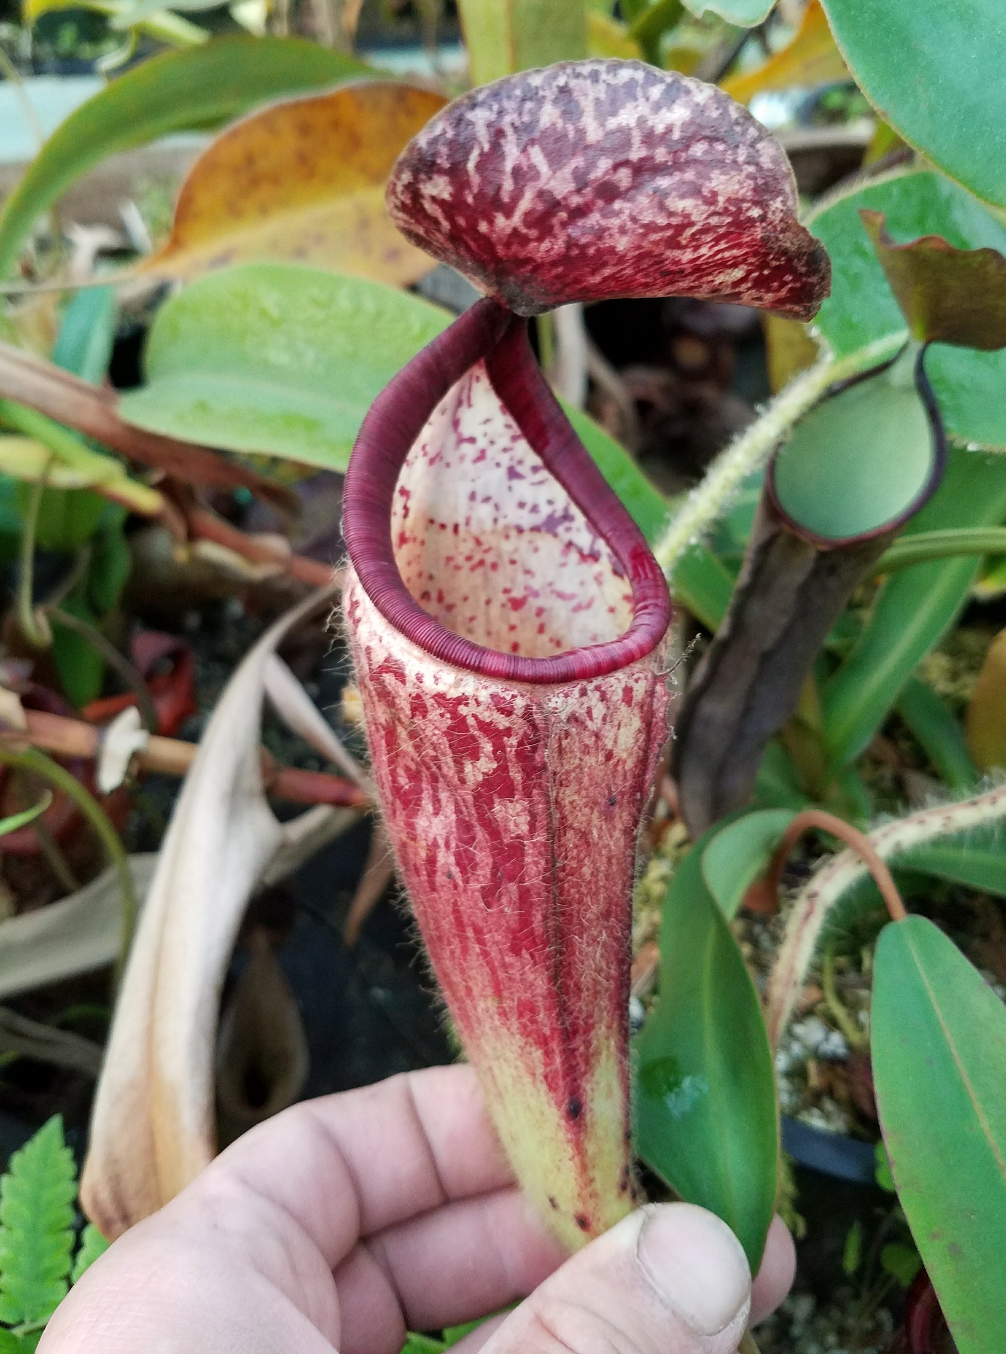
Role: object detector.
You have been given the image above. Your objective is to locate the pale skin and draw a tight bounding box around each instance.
[41,1065,795,1354]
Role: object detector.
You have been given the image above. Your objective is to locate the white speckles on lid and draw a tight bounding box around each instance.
[386,58,830,319]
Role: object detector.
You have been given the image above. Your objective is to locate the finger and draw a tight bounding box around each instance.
[470,1202,753,1354]
[195,1064,512,1274]
[751,1216,796,1326]
[334,1185,566,1354]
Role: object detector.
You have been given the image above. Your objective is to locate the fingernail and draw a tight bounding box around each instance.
[636,1203,751,1337]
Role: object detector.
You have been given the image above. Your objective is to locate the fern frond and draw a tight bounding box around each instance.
[0,1118,76,1327]
[70,1225,108,1285]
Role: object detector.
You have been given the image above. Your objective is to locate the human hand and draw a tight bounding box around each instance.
[41,1065,795,1354]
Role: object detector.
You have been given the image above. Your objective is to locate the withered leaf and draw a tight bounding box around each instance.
[861,209,1006,350]
[142,82,447,287]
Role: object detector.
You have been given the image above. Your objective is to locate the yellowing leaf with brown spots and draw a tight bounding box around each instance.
[139,82,447,287]
[722,1,847,104]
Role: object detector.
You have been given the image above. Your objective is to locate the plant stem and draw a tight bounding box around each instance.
[738,1332,762,1354]
[766,809,908,923]
[45,545,92,609]
[16,465,52,648]
[653,334,906,577]
[874,526,1006,573]
[32,817,81,893]
[0,746,136,976]
[822,945,867,1050]
[46,605,159,733]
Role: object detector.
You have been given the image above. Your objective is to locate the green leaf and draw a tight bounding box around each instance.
[456,0,587,85]
[873,915,1006,1354]
[119,264,452,473]
[70,1225,108,1284]
[895,676,977,792]
[564,403,669,545]
[635,830,778,1270]
[87,511,131,616]
[0,404,161,517]
[898,836,1006,900]
[400,1337,445,1354]
[0,36,373,277]
[822,446,1006,771]
[875,1140,896,1193]
[876,527,1006,575]
[669,543,734,632]
[0,1332,32,1352]
[879,1242,921,1289]
[51,595,105,709]
[842,1219,862,1276]
[771,349,937,541]
[0,794,52,839]
[700,808,795,920]
[681,0,771,25]
[0,1117,77,1327]
[808,170,1006,447]
[19,483,107,554]
[52,288,117,384]
[753,739,812,813]
[819,0,1006,210]
[627,0,684,63]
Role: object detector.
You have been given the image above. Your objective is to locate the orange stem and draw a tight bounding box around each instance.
[764,808,907,924]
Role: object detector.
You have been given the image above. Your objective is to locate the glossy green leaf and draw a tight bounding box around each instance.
[822,447,1006,771]
[119,264,451,472]
[635,830,777,1269]
[701,808,795,920]
[669,542,734,632]
[681,0,771,25]
[899,834,1006,900]
[771,351,935,541]
[820,0,1006,209]
[52,287,117,384]
[809,170,1006,447]
[876,527,1006,575]
[565,403,669,545]
[0,37,373,277]
[873,916,1006,1354]
[895,676,977,792]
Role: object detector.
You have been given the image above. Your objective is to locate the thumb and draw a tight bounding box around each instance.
[480,1203,752,1354]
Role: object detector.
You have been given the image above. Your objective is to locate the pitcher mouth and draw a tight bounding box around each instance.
[342,297,671,685]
